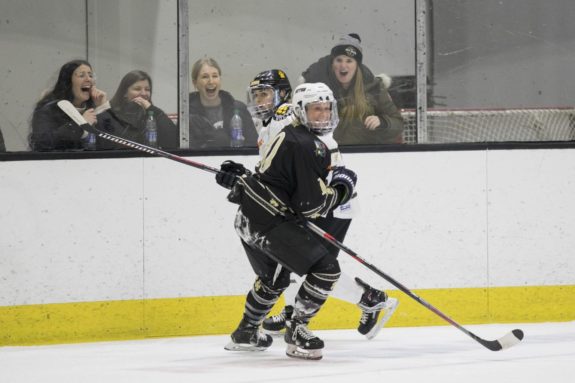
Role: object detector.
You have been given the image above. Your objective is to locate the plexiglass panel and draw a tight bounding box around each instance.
[188,0,415,149]
[421,0,575,143]
[2,0,572,152]
[0,0,178,152]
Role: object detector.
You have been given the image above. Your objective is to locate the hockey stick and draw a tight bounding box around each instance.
[58,99,524,351]
[56,100,220,174]
[303,222,524,351]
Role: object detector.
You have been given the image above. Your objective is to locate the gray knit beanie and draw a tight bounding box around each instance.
[330,33,363,64]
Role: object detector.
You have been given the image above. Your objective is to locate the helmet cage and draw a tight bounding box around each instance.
[292,83,339,135]
[301,100,339,135]
[247,84,281,120]
[247,70,292,120]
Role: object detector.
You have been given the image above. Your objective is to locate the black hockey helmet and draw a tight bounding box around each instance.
[247,69,292,119]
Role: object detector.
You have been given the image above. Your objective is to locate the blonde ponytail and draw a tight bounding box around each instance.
[339,68,371,123]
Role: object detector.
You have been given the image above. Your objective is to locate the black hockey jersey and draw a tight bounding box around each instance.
[239,124,340,220]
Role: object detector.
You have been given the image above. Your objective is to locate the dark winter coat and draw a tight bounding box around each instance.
[302,55,404,145]
[188,90,257,149]
[101,102,179,149]
[29,99,107,151]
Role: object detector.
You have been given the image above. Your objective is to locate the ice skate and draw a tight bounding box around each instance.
[284,319,324,360]
[356,277,399,340]
[262,305,293,335]
[224,321,272,352]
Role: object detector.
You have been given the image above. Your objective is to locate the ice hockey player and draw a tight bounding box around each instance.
[246,69,294,157]
[217,82,360,360]
[246,69,399,340]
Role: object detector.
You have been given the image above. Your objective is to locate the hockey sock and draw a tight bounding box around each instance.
[293,270,340,323]
[242,277,286,327]
[330,271,364,304]
[283,275,304,307]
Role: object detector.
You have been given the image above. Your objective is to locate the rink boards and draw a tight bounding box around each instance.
[1,149,574,345]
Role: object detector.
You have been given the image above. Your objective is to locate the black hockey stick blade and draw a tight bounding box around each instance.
[56,100,220,174]
[477,329,524,351]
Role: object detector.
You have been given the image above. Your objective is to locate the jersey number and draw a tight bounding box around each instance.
[259,131,286,173]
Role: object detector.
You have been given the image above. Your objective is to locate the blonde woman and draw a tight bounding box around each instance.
[189,58,257,149]
[301,33,404,145]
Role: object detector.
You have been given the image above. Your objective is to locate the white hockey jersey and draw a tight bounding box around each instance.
[257,103,358,219]
[257,103,296,157]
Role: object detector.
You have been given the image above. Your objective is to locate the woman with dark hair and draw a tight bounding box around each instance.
[29,59,109,151]
[106,70,178,149]
[301,34,404,145]
[189,57,257,149]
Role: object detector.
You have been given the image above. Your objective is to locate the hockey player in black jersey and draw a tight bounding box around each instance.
[217,83,357,360]
[247,70,398,341]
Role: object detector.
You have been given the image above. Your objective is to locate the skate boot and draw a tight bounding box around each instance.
[284,319,324,360]
[224,320,273,352]
[262,305,293,335]
[355,277,399,340]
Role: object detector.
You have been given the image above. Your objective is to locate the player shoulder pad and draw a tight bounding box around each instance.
[273,103,294,121]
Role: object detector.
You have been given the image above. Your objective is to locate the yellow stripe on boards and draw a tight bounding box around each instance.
[0,300,145,346]
[1,285,573,346]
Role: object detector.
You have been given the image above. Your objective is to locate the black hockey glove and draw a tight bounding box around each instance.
[330,167,357,206]
[215,160,251,189]
[284,209,307,225]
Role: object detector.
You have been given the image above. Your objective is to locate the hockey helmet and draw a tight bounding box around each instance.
[247,69,292,119]
[292,82,339,135]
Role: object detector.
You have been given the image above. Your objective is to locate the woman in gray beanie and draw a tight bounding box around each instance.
[300,33,404,145]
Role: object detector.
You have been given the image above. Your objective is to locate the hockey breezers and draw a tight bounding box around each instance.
[58,100,524,352]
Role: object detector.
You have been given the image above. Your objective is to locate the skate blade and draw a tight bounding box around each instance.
[224,341,268,352]
[365,298,399,340]
[286,344,323,360]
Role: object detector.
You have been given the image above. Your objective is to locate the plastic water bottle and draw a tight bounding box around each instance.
[84,132,97,150]
[145,110,158,148]
[230,109,245,148]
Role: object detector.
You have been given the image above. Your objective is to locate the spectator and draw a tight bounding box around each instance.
[189,58,257,149]
[105,70,179,149]
[301,33,404,145]
[29,59,109,151]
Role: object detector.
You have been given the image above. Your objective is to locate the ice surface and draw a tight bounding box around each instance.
[1,322,573,383]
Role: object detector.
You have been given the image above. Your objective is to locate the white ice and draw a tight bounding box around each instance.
[1,321,574,383]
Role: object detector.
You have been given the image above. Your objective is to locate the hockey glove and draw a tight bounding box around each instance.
[330,167,357,206]
[215,160,251,189]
